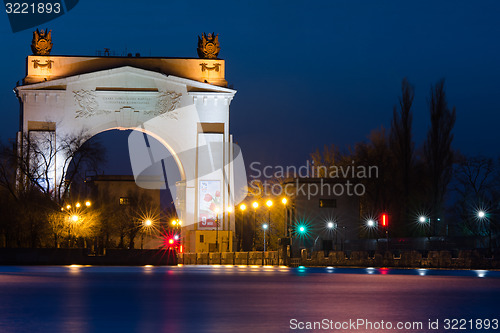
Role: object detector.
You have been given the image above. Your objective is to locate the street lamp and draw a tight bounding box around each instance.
[171,219,182,229]
[239,204,247,251]
[477,210,491,255]
[418,215,431,238]
[266,200,273,250]
[366,219,375,228]
[326,221,337,250]
[252,201,258,250]
[226,206,233,252]
[141,219,153,249]
[215,207,220,252]
[262,223,268,251]
[281,197,288,238]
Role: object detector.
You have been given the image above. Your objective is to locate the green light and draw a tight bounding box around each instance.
[293,220,312,239]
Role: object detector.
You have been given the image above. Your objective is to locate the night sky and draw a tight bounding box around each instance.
[1,0,499,174]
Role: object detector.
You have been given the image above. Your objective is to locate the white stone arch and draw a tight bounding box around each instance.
[15,57,241,252]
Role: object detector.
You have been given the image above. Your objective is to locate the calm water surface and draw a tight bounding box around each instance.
[0,265,499,333]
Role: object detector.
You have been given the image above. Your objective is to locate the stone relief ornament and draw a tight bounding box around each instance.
[145,91,182,119]
[73,90,181,119]
[200,63,220,72]
[197,32,220,59]
[32,59,54,69]
[31,29,53,55]
[73,90,107,118]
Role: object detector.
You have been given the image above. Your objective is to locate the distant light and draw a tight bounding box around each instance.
[85,201,91,207]
[281,197,287,205]
[252,202,258,209]
[299,226,305,233]
[214,207,220,214]
[71,215,78,222]
[144,219,152,226]
[171,219,177,226]
[327,221,334,229]
[75,202,81,208]
[227,206,233,213]
[239,204,247,211]
[174,235,179,240]
[478,211,486,219]
[266,200,273,208]
[419,216,427,223]
[262,223,268,230]
[168,239,174,245]
[367,219,375,227]
[66,205,71,210]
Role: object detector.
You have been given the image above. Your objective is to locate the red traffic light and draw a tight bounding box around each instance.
[381,213,388,227]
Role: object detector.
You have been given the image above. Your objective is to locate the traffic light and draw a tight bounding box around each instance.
[381,213,388,227]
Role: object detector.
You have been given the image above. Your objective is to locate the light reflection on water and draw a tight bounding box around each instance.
[0,265,499,333]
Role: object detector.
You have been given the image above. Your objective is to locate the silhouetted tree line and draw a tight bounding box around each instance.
[311,78,499,240]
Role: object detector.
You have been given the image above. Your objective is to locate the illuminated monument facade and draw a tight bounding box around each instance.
[15,32,242,252]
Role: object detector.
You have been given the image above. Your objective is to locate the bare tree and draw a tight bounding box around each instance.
[9,130,105,204]
[424,79,456,234]
[452,155,496,236]
[0,131,105,248]
[390,78,415,232]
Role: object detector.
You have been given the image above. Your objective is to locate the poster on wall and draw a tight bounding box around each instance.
[198,180,221,229]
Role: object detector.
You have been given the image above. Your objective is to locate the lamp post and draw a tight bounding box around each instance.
[252,202,258,251]
[226,206,233,252]
[239,204,246,251]
[266,200,273,250]
[215,207,220,252]
[141,219,152,250]
[281,197,287,238]
[262,223,268,251]
[477,210,491,255]
[62,200,92,249]
[419,215,431,239]
[69,214,78,248]
[327,221,336,251]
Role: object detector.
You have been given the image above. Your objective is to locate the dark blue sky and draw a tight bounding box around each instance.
[1,0,499,173]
